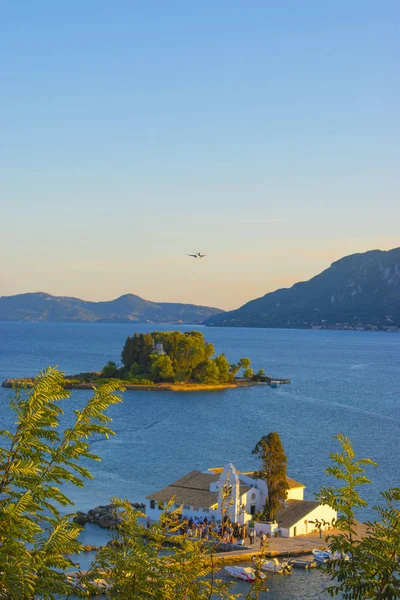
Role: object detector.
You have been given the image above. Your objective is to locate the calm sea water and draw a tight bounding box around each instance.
[1,322,399,599]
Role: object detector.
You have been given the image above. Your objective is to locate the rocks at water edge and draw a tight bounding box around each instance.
[73,502,145,529]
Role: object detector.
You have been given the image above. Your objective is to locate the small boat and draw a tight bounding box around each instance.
[328,551,350,562]
[259,558,292,574]
[224,566,265,582]
[312,549,350,564]
[270,380,280,388]
[290,559,317,569]
[312,549,330,564]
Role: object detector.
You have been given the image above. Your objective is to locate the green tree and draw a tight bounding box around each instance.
[0,367,255,600]
[0,367,123,599]
[203,360,220,384]
[239,357,251,371]
[174,335,205,381]
[317,435,399,599]
[243,367,254,379]
[89,499,240,599]
[214,354,230,383]
[228,362,241,380]
[253,368,265,381]
[150,355,175,382]
[128,361,142,378]
[252,432,289,521]
[121,333,145,372]
[101,360,119,378]
[121,336,134,370]
[204,342,215,360]
[139,333,155,371]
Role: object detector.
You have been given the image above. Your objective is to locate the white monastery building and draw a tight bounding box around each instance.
[146,463,336,538]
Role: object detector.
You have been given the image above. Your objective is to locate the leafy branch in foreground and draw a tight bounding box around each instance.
[0,367,123,600]
[87,498,240,600]
[317,434,399,600]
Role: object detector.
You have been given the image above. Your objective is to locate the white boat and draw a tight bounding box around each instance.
[254,557,292,574]
[270,380,280,388]
[329,551,350,561]
[224,566,265,582]
[312,549,330,564]
[312,549,349,564]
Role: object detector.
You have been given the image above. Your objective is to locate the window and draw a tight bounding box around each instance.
[150,500,155,510]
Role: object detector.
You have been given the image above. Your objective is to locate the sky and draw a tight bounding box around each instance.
[1,1,399,310]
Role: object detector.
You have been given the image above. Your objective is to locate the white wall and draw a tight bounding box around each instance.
[145,500,221,522]
[287,487,305,501]
[240,487,262,513]
[238,474,267,511]
[238,473,305,505]
[288,503,336,537]
[254,521,279,537]
[254,504,337,538]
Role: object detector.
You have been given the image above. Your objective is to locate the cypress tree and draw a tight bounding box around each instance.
[252,432,289,521]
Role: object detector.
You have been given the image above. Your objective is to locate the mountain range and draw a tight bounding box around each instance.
[0,292,223,324]
[2,247,399,330]
[205,247,400,331]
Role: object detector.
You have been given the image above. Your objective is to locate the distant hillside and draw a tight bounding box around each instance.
[0,292,223,324]
[205,247,400,331]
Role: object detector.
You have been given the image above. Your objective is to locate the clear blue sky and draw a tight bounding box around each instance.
[1,1,399,309]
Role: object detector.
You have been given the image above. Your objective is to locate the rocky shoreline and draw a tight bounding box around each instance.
[73,502,145,529]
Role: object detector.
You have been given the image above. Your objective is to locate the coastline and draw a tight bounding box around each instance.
[1,378,264,392]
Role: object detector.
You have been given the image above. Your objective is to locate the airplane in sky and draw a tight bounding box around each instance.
[187,252,207,259]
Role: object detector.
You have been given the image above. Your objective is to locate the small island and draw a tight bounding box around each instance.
[2,330,290,391]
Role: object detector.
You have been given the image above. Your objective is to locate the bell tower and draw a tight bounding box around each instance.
[217,463,240,522]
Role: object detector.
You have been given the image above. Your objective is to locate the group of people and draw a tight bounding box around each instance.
[147,513,263,547]
[179,516,253,546]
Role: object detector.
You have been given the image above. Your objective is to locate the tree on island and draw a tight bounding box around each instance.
[118,330,254,385]
[102,360,119,378]
[252,432,289,522]
[150,354,175,382]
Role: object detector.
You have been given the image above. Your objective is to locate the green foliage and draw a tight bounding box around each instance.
[243,367,254,379]
[150,355,175,382]
[229,363,241,377]
[87,499,241,599]
[117,331,259,385]
[128,361,141,377]
[0,368,257,599]
[252,432,289,521]
[214,354,231,383]
[0,367,123,599]
[239,357,251,370]
[253,368,265,381]
[101,360,119,378]
[317,435,399,599]
[202,360,220,384]
[128,377,155,385]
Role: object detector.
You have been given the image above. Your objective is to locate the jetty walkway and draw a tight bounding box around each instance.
[216,522,368,564]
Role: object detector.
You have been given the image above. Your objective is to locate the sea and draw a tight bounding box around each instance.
[0,322,399,599]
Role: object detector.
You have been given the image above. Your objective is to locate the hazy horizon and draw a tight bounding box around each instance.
[1,2,399,310]
[2,243,399,311]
